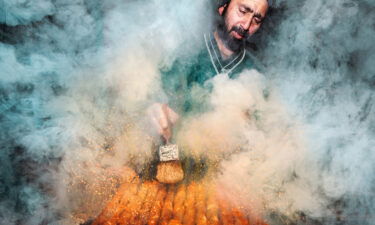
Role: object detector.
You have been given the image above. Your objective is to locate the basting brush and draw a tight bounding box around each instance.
[156,139,184,184]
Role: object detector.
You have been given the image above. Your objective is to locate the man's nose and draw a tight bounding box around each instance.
[242,14,254,31]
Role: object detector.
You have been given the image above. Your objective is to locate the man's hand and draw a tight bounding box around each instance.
[147,103,179,142]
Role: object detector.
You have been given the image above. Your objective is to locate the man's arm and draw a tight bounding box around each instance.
[147,103,179,142]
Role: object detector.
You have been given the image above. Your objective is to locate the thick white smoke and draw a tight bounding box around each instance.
[1,0,374,224]
[0,0,211,224]
[0,0,55,26]
[243,0,375,223]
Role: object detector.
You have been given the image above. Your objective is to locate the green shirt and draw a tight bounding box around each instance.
[160,33,258,115]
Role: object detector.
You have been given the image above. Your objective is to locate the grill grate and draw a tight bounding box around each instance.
[92,176,268,225]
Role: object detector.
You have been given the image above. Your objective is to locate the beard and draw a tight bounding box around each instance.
[215,13,247,53]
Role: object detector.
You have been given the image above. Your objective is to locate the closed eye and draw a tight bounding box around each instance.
[239,7,247,14]
[239,5,253,14]
[254,18,262,24]
[254,13,264,24]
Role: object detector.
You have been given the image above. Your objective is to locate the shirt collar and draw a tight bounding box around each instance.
[204,33,246,74]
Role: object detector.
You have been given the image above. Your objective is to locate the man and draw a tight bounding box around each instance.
[149,0,269,141]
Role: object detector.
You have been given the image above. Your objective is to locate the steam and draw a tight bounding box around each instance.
[1,0,374,225]
[0,0,55,26]
[0,0,211,224]
[177,69,310,219]
[223,0,375,223]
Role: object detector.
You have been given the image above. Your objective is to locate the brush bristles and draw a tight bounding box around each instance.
[156,161,184,184]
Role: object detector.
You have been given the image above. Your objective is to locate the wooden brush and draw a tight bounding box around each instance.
[156,140,184,184]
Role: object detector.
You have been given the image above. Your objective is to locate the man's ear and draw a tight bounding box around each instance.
[218,4,227,16]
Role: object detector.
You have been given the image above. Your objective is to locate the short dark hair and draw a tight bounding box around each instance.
[217,0,231,8]
[217,0,272,9]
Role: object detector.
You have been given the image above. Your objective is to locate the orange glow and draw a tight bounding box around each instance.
[91,169,268,225]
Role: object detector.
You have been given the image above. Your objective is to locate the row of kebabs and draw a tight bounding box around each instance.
[92,174,267,225]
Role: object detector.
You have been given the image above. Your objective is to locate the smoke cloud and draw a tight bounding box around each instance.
[0,0,374,224]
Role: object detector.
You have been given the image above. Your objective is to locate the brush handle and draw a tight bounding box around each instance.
[159,104,180,160]
[161,104,174,143]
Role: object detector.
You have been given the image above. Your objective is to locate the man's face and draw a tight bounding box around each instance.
[217,0,268,52]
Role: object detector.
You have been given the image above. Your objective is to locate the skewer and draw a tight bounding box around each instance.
[92,175,139,225]
[232,207,249,225]
[128,181,153,225]
[195,182,208,225]
[159,185,177,225]
[206,185,220,225]
[117,180,143,225]
[172,183,186,222]
[219,200,234,225]
[138,181,160,225]
[183,182,197,225]
[148,184,167,225]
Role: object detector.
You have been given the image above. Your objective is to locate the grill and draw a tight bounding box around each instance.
[91,174,267,225]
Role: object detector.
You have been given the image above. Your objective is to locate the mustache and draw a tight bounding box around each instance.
[230,26,249,39]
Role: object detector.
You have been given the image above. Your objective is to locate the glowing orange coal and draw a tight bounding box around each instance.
[91,169,268,225]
